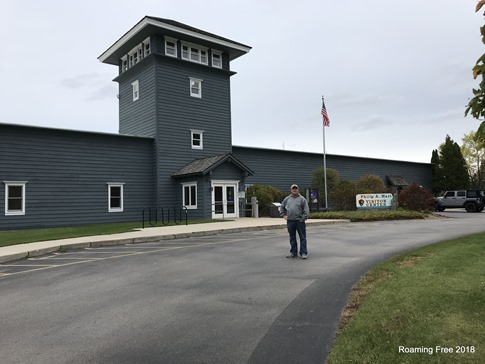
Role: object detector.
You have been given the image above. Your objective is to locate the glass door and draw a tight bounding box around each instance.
[212,182,238,218]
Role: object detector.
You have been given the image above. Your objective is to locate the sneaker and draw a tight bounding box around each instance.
[300,254,308,259]
[286,254,298,258]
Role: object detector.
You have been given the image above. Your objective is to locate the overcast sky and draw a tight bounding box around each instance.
[1,0,482,163]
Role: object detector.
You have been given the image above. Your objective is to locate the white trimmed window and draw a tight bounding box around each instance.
[191,129,204,149]
[122,56,128,72]
[108,183,124,212]
[132,80,139,101]
[4,181,27,216]
[190,78,202,98]
[143,37,151,57]
[182,182,197,209]
[165,37,177,57]
[120,37,150,73]
[181,43,208,65]
[212,50,222,68]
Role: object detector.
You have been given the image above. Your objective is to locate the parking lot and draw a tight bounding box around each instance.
[1,211,484,363]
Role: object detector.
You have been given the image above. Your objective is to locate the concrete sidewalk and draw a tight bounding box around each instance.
[0,218,348,263]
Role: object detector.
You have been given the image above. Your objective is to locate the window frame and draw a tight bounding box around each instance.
[181,42,208,65]
[189,77,202,98]
[132,80,139,101]
[212,50,222,68]
[143,37,151,57]
[165,37,177,57]
[182,182,197,209]
[191,129,204,149]
[107,183,124,212]
[4,181,27,216]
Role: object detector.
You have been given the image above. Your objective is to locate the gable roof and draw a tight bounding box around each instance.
[172,153,253,178]
[386,175,410,187]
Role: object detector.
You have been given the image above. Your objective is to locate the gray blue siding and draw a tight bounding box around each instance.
[0,124,155,230]
[232,146,432,192]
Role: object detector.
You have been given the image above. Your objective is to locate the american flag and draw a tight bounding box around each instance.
[321,98,330,127]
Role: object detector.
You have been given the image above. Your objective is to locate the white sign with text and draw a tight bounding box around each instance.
[356,193,393,210]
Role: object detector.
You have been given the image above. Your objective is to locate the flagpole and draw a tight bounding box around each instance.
[322,95,328,210]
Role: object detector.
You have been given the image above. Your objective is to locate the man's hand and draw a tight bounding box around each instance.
[283,216,288,220]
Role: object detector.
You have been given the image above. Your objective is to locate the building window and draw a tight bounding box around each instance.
[119,37,150,74]
[182,182,197,209]
[212,51,222,68]
[165,37,177,57]
[4,181,27,216]
[143,38,151,57]
[132,80,139,101]
[108,183,124,212]
[190,78,202,98]
[122,56,128,72]
[181,43,208,65]
[191,129,204,149]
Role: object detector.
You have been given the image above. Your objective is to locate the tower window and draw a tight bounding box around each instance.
[182,43,208,65]
[191,129,204,149]
[165,37,177,57]
[212,51,222,68]
[189,78,202,98]
[143,38,151,57]
[132,80,139,101]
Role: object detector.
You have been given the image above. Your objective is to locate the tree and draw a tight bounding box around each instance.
[465,1,485,141]
[311,167,340,207]
[431,149,444,195]
[329,180,358,211]
[432,135,469,192]
[461,130,485,189]
[356,174,388,193]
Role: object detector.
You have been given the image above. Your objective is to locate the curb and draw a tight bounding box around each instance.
[0,220,349,264]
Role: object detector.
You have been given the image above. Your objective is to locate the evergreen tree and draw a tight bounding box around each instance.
[438,135,470,191]
[431,149,443,195]
[311,167,339,208]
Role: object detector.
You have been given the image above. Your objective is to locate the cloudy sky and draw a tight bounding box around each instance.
[1,0,482,163]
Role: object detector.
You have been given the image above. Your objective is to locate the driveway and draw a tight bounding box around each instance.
[1,212,484,363]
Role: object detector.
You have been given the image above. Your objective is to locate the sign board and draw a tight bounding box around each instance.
[356,193,393,210]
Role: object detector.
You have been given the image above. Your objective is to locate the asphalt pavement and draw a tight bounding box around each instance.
[1,211,484,364]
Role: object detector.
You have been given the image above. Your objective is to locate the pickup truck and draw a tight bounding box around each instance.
[435,189,485,212]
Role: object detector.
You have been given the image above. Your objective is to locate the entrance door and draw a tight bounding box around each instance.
[212,182,238,218]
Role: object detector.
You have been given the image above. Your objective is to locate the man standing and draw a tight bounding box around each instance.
[280,184,310,259]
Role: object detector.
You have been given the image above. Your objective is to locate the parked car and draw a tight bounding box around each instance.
[435,190,485,212]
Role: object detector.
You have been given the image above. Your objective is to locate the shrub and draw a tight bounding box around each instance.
[398,183,435,211]
[330,180,358,211]
[246,185,286,216]
[356,175,388,193]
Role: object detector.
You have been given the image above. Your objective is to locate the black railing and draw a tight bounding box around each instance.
[142,207,188,228]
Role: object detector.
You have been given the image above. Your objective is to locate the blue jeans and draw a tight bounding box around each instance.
[287,220,307,256]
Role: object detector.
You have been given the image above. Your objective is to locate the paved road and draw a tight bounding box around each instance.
[1,211,483,364]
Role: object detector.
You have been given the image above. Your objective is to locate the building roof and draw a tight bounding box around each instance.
[98,16,252,65]
[386,175,410,187]
[172,153,254,178]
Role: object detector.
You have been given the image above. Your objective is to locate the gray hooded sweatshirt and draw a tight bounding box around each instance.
[280,194,309,222]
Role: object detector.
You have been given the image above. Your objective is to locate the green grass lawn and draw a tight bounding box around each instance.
[326,232,485,364]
